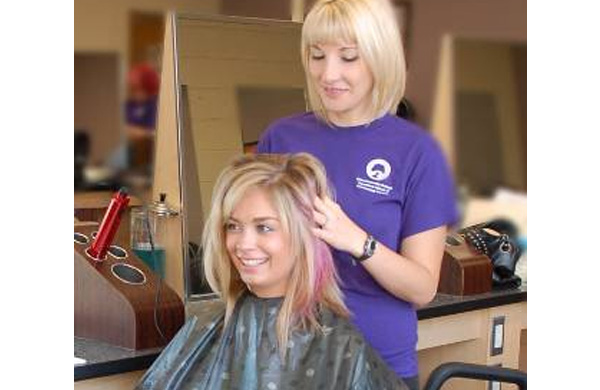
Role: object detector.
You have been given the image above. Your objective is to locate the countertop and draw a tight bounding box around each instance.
[75,284,526,381]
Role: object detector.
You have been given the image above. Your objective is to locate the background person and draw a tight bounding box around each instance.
[125,62,159,172]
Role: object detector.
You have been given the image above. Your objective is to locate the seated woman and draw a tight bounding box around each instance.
[136,153,407,390]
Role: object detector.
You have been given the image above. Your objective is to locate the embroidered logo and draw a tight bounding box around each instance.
[366,159,391,181]
[356,158,393,196]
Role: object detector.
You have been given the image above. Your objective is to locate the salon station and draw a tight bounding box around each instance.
[74,1,526,389]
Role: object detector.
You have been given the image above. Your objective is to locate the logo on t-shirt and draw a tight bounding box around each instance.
[356,158,393,196]
[366,159,391,181]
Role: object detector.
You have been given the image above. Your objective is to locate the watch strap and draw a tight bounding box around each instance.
[354,234,377,262]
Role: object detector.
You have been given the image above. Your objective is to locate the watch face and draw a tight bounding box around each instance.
[365,236,377,257]
[366,237,377,255]
[370,239,377,250]
[356,236,376,262]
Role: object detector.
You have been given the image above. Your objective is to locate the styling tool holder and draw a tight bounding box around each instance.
[438,232,493,295]
[74,192,184,350]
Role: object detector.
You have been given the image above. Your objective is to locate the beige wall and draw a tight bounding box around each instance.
[75,0,221,61]
[406,0,526,128]
[221,0,292,19]
[221,0,308,21]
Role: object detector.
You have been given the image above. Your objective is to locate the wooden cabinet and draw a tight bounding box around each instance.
[418,302,527,390]
[74,370,144,390]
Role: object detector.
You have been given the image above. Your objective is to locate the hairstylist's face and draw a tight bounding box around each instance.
[225,187,295,298]
[308,41,374,126]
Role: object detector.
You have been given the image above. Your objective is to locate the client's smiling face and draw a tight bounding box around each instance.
[225,187,295,298]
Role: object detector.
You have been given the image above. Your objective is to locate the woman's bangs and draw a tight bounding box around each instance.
[304,6,356,46]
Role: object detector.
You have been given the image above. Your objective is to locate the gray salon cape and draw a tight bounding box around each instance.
[136,292,407,390]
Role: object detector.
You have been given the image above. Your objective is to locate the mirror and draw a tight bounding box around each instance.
[155,14,305,299]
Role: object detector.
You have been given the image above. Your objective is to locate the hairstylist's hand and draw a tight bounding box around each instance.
[312,196,367,258]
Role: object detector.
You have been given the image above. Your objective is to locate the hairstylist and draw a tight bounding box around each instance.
[257,1,458,389]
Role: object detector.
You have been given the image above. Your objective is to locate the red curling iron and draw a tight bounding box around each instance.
[87,188,130,260]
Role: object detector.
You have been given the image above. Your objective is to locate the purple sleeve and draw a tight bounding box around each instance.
[400,136,458,241]
[257,126,273,153]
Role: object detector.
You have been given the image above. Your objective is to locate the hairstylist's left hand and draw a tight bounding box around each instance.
[312,196,367,258]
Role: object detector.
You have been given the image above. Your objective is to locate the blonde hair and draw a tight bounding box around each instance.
[202,153,349,359]
[301,0,406,124]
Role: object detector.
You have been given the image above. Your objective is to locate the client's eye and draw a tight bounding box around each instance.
[256,224,274,233]
[225,222,241,232]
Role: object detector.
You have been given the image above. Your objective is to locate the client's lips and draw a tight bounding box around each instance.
[239,257,269,267]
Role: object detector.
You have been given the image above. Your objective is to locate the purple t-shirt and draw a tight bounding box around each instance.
[257,112,457,377]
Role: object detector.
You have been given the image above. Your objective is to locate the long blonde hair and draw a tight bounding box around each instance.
[302,0,406,124]
[202,153,349,359]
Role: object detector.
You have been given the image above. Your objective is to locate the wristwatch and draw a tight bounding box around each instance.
[354,234,377,262]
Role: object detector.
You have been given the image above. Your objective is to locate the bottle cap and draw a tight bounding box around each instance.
[148,193,178,217]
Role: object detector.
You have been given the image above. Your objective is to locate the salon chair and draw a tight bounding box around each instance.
[424,362,527,390]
